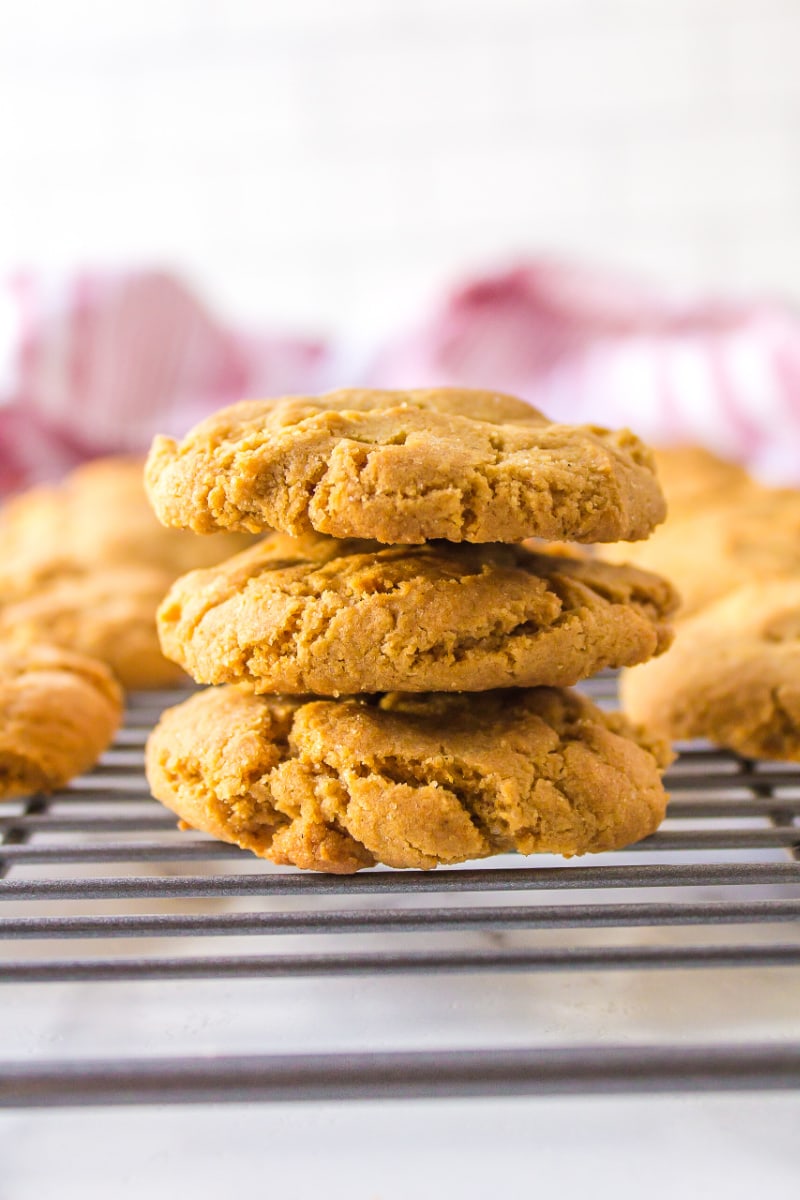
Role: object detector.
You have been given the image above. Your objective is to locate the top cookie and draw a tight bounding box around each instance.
[145,388,666,545]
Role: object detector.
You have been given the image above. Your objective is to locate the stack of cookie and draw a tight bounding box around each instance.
[603,447,800,761]
[144,388,678,874]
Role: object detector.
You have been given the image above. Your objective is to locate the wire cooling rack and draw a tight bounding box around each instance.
[1,674,800,1106]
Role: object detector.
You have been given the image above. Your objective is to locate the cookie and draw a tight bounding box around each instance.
[602,485,800,616]
[157,533,677,695]
[0,643,122,800]
[145,685,672,873]
[0,565,186,689]
[144,388,666,545]
[621,578,800,760]
[650,446,750,517]
[0,456,253,583]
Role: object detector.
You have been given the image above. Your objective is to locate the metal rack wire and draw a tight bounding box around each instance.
[1,674,799,1105]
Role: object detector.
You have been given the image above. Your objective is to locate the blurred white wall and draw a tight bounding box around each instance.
[1,0,799,338]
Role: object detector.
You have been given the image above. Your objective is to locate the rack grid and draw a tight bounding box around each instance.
[2,674,799,1105]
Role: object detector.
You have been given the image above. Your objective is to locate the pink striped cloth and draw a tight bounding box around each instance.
[371,260,800,483]
[0,270,330,494]
[4,260,800,496]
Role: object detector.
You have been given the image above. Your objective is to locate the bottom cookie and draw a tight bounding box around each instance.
[622,579,800,761]
[145,685,672,873]
[0,643,123,800]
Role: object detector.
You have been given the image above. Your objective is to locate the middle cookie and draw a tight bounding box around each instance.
[158,533,678,694]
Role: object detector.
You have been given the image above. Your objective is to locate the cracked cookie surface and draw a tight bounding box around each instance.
[145,388,666,545]
[145,685,672,873]
[622,578,800,760]
[0,643,123,800]
[158,533,677,694]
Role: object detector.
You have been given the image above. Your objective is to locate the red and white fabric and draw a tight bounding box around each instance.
[3,259,800,496]
[371,260,800,483]
[0,270,330,494]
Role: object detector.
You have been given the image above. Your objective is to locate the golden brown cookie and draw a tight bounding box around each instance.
[621,578,800,761]
[0,458,257,689]
[0,456,253,583]
[602,485,800,616]
[650,446,750,517]
[145,684,672,873]
[0,565,186,690]
[157,533,677,695]
[0,643,123,800]
[145,388,666,545]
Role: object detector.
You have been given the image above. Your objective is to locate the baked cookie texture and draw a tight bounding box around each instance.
[0,565,186,690]
[0,643,123,800]
[144,388,666,545]
[0,456,253,583]
[621,579,800,761]
[146,684,672,874]
[602,484,800,616]
[157,533,678,695]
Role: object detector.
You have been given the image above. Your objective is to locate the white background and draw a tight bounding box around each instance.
[1,0,799,338]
